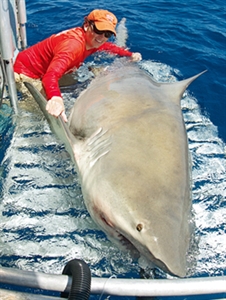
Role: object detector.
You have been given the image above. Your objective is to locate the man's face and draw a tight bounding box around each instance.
[85,23,110,49]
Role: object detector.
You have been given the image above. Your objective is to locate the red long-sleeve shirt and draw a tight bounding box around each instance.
[14,27,132,99]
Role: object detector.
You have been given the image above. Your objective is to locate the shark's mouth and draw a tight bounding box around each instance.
[99,212,140,258]
[117,231,140,258]
[117,231,135,248]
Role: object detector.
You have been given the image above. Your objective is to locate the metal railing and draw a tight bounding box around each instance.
[0,0,27,113]
[0,266,226,298]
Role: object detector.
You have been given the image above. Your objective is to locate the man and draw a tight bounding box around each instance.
[14,9,142,122]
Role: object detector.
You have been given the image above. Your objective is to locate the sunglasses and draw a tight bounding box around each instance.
[90,22,113,39]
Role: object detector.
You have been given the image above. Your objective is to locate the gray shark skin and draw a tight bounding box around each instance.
[24,62,205,277]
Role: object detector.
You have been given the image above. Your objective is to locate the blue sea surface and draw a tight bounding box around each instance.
[0,0,225,299]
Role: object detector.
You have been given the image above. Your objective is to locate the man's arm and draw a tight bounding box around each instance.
[42,40,83,100]
[43,40,84,122]
[98,42,142,61]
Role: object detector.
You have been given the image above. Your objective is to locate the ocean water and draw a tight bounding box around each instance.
[0,0,225,299]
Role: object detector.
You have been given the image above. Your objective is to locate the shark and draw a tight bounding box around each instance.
[24,61,205,277]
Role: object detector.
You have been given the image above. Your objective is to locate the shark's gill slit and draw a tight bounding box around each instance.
[100,213,112,227]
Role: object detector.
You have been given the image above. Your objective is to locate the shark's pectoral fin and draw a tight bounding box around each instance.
[24,81,77,163]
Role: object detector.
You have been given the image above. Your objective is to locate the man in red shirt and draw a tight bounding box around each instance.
[14,9,142,122]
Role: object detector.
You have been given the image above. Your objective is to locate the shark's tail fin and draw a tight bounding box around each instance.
[115,18,128,48]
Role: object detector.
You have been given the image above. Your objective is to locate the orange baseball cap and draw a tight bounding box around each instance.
[87,9,117,36]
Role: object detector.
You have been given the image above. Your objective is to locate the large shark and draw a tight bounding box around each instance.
[24,61,205,277]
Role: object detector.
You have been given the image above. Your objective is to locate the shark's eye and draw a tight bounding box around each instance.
[136,223,143,232]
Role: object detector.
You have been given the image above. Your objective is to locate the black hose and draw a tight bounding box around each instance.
[61,259,91,300]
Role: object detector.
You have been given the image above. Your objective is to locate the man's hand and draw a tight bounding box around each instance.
[46,96,68,122]
[131,52,142,62]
